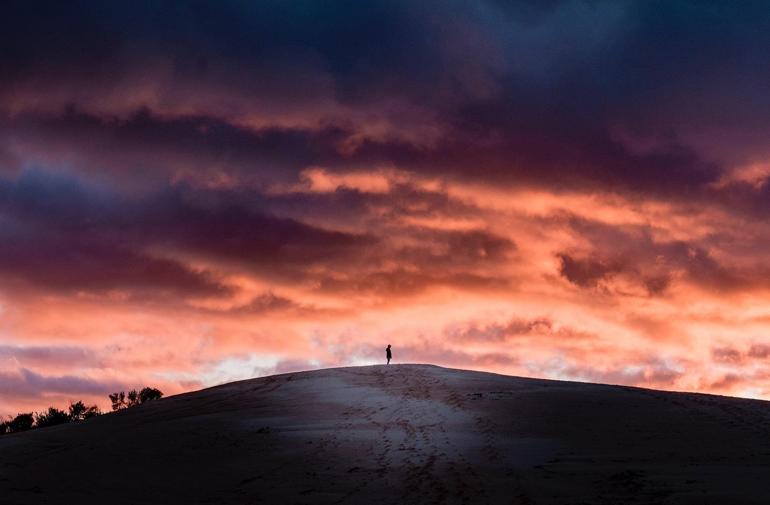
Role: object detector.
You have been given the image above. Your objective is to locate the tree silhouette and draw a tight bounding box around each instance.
[109,386,163,411]
[109,391,127,411]
[35,407,71,428]
[139,387,163,403]
[8,413,34,433]
[2,400,102,434]
[69,401,101,421]
[126,389,140,407]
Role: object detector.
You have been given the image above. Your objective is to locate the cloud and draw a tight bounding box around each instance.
[0,367,123,399]
[314,270,508,298]
[0,168,527,300]
[446,316,595,343]
[0,233,232,298]
[708,373,745,392]
[563,359,684,388]
[395,229,516,266]
[0,109,359,189]
[748,345,770,359]
[5,0,770,415]
[222,292,335,317]
[0,170,378,297]
[0,345,100,368]
[557,253,623,289]
[0,1,737,199]
[552,215,770,296]
[271,359,325,376]
[712,347,743,364]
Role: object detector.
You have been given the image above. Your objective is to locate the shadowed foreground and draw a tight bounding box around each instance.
[2,364,770,504]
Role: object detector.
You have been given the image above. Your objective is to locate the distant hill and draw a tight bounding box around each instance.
[2,364,769,504]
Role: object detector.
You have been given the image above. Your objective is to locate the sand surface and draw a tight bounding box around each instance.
[2,364,770,504]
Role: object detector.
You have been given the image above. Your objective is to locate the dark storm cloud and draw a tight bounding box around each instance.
[0,233,230,297]
[6,0,770,415]
[142,193,375,269]
[314,270,509,298]
[265,182,485,231]
[0,1,441,103]
[0,170,378,296]
[321,228,518,296]
[556,249,670,295]
[557,253,623,289]
[551,214,770,296]
[7,0,770,197]
[0,171,229,297]
[0,98,722,197]
[0,166,529,299]
[391,229,516,270]
[2,0,770,303]
[0,109,355,188]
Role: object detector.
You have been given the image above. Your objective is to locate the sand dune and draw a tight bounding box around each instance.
[2,364,770,504]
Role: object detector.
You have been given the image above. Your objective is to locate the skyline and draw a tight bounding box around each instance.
[3,0,770,416]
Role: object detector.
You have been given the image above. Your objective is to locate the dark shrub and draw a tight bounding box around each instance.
[109,391,126,411]
[139,387,163,403]
[8,413,34,433]
[69,401,86,420]
[82,405,101,419]
[69,401,101,421]
[35,407,71,428]
[0,421,8,435]
[109,387,163,411]
[126,389,139,407]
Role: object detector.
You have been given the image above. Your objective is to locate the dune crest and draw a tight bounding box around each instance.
[2,364,770,504]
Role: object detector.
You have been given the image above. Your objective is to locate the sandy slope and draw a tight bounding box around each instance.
[2,364,770,504]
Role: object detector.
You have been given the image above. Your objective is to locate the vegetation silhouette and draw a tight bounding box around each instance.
[109,387,164,411]
[109,391,127,411]
[34,407,71,428]
[69,401,101,421]
[7,413,34,433]
[1,386,161,436]
[139,387,163,403]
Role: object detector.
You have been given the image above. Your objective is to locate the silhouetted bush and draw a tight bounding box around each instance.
[69,401,101,421]
[35,407,71,428]
[8,413,34,433]
[109,386,164,411]
[3,399,103,434]
[109,391,127,411]
[126,389,140,407]
[139,387,163,403]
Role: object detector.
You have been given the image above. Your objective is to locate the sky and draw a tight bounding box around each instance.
[3,0,770,416]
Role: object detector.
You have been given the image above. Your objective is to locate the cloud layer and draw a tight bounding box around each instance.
[2,0,770,415]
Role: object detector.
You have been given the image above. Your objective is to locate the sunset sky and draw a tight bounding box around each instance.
[3,1,770,416]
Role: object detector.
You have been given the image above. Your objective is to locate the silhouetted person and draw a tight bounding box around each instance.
[386,344,392,364]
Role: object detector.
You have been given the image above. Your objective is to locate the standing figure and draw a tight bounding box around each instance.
[386,344,392,365]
